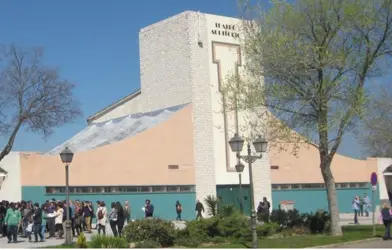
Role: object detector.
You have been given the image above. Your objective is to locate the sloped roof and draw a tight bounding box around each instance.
[86,89,142,124]
[47,103,188,155]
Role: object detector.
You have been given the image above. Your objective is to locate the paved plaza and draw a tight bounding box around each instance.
[338,239,392,248]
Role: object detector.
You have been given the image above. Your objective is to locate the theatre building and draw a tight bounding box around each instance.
[0,11,390,219]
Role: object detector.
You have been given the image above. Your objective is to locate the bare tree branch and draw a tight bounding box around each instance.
[0,44,82,162]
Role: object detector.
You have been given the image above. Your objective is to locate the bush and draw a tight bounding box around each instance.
[305,210,330,234]
[186,217,220,241]
[175,237,202,248]
[89,235,128,248]
[76,233,88,248]
[257,222,280,237]
[134,240,161,248]
[124,218,176,247]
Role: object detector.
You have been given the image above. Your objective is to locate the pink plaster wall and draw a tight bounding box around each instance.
[20,104,195,186]
[269,143,377,184]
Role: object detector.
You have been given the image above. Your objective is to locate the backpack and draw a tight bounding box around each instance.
[177,205,182,212]
[381,208,391,220]
[98,209,104,220]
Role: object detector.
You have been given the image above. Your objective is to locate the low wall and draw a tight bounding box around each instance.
[22,186,196,220]
[272,184,379,213]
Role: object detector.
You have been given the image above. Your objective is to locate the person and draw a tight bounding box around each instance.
[26,220,33,242]
[40,204,47,242]
[359,196,364,216]
[0,201,6,237]
[108,202,118,237]
[352,196,360,224]
[195,200,204,220]
[116,202,125,237]
[5,202,22,243]
[96,201,107,235]
[82,202,93,233]
[46,201,56,238]
[123,201,131,224]
[175,201,183,221]
[144,200,154,219]
[364,193,371,217]
[55,202,64,239]
[380,203,392,240]
[74,202,83,236]
[32,202,44,242]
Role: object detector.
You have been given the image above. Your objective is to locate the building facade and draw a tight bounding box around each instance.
[1,11,391,219]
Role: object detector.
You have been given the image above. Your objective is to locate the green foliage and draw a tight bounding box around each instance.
[123,218,176,247]
[89,235,128,248]
[269,208,330,234]
[218,204,238,218]
[306,210,331,234]
[204,195,219,217]
[75,233,88,248]
[186,217,221,241]
[269,208,306,228]
[134,240,161,248]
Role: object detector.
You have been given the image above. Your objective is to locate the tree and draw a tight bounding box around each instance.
[360,88,392,157]
[0,44,81,162]
[224,0,392,235]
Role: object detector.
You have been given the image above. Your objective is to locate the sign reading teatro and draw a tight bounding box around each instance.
[211,22,240,38]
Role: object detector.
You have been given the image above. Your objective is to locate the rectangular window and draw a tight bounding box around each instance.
[339,183,348,188]
[271,184,280,190]
[280,184,290,189]
[167,186,180,192]
[139,186,151,192]
[180,186,195,192]
[152,186,167,192]
[349,183,358,188]
[291,184,300,189]
[358,183,367,188]
[92,187,103,193]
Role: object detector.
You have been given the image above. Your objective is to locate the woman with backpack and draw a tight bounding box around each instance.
[175,201,183,221]
[380,203,392,240]
[96,202,107,235]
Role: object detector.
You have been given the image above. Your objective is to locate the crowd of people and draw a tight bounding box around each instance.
[352,193,371,224]
[0,198,156,244]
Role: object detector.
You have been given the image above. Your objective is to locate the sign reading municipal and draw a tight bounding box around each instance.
[371,172,378,186]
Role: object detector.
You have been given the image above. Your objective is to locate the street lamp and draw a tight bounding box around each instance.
[235,162,245,214]
[229,134,268,249]
[60,147,74,245]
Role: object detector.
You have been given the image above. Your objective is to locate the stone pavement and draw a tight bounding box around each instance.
[0,221,186,249]
[338,239,392,248]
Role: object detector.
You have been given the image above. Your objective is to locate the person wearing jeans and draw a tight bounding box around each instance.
[380,203,392,240]
[352,196,360,224]
[5,202,22,243]
[32,203,44,242]
[40,205,47,242]
[96,202,107,236]
[108,202,118,237]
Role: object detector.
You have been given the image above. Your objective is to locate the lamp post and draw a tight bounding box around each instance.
[60,147,74,245]
[229,134,268,249]
[235,162,245,214]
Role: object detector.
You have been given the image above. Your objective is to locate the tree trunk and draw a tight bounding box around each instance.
[320,159,343,236]
[0,121,22,162]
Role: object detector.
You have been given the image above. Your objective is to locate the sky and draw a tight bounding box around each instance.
[0,0,381,159]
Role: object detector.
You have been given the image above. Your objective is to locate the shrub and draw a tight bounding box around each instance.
[218,204,238,218]
[124,218,176,247]
[257,222,280,237]
[76,233,88,248]
[175,237,202,248]
[217,214,248,238]
[204,195,219,217]
[306,210,330,234]
[186,217,220,241]
[89,235,128,248]
[134,240,161,248]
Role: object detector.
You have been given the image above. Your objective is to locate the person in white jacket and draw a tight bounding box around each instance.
[96,202,107,235]
[54,203,64,239]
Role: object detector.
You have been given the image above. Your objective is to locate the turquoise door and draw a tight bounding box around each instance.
[216,185,251,216]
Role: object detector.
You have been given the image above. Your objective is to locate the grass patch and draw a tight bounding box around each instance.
[205,225,384,248]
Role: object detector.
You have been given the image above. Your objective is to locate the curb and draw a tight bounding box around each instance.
[306,237,379,248]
